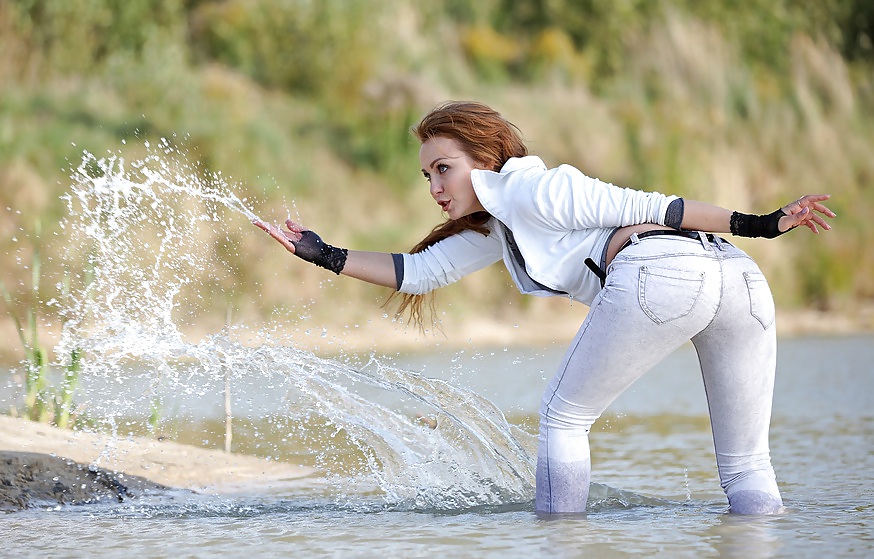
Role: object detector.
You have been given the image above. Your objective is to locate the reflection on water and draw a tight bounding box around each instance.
[5,490,868,559]
[707,514,784,559]
[0,148,871,557]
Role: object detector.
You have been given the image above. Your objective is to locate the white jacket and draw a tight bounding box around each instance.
[399,156,678,306]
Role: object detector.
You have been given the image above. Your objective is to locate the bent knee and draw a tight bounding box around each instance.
[539,401,600,432]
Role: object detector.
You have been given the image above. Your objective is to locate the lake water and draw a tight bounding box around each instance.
[1,333,872,559]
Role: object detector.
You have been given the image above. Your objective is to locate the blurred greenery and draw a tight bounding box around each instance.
[1,0,872,363]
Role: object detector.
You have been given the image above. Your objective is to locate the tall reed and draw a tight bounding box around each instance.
[1,222,83,427]
[1,222,50,421]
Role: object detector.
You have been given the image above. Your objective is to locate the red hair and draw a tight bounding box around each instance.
[386,101,528,328]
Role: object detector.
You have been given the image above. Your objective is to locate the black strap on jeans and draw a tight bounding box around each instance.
[585,258,606,288]
[588,229,727,290]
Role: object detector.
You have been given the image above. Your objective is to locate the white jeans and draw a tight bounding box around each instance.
[536,234,783,514]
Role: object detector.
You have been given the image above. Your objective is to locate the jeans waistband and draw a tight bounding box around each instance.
[618,229,728,254]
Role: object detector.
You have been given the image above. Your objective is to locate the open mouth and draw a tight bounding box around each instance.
[438,200,450,211]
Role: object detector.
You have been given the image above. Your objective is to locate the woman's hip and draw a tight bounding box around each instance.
[602,235,773,333]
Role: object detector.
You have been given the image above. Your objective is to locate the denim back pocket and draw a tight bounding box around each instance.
[744,271,775,329]
[638,266,705,324]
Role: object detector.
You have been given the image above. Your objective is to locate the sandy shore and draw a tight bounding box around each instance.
[0,415,315,512]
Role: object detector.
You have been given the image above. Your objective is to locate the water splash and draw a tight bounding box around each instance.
[52,143,539,510]
[58,140,257,350]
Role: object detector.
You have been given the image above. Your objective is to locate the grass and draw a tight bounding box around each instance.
[0,221,84,426]
[0,1,872,345]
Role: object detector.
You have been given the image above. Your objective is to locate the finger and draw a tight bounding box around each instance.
[277,228,301,243]
[257,221,299,252]
[799,212,820,233]
[799,194,830,206]
[790,208,828,233]
[285,219,305,233]
[789,206,810,226]
[272,232,297,253]
[810,214,832,231]
[258,221,282,237]
[265,220,300,241]
[789,195,831,217]
[812,203,836,218]
[283,229,303,242]
[266,226,285,241]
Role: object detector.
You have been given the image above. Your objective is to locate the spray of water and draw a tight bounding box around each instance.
[51,141,540,511]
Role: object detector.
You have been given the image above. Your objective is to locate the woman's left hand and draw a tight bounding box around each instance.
[779,194,836,234]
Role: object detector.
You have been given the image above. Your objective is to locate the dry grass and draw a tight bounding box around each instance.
[0,2,871,363]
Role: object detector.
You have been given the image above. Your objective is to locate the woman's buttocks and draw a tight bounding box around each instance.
[604,227,727,327]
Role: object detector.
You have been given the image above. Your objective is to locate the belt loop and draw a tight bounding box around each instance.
[697,231,712,251]
[630,232,641,245]
[712,235,726,251]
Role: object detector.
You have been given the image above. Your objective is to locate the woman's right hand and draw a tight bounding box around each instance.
[253,218,305,255]
[254,217,398,287]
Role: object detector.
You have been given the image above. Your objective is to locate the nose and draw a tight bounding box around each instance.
[429,178,442,199]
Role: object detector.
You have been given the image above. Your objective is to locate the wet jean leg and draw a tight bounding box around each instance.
[692,253,783,514]
[536,246,719,514]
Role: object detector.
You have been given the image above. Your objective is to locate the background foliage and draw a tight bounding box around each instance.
[1,0,872,360]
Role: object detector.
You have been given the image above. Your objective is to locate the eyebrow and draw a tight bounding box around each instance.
[422,155,456,174]
[421,158,441,174]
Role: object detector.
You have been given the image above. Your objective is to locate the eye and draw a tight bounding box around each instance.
[422,171,431,182]
[437,164,449,174]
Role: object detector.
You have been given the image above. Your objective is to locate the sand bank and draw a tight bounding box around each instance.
[0,415,315,512]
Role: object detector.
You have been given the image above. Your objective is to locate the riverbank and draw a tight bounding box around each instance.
[2,304,871,366]
[0,415,315,512]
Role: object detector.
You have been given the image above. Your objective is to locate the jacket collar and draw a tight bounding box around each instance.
[499,155,547,174]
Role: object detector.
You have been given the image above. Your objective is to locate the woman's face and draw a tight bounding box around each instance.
[419,135,487,220]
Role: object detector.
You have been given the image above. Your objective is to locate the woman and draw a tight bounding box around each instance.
[255,101,834,515]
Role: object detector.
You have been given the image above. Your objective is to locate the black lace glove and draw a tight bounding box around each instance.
[292,230,348,274]
[729,209,789,238]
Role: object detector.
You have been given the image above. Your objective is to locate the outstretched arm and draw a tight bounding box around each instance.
[680,195,835,236]
[254,219,398,288]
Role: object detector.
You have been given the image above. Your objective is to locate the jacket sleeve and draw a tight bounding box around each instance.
[532,165,679,229]
[399,227,503,295]
[483,165,678,231]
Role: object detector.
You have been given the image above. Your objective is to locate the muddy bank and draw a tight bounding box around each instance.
[0,415,316,512]
[0,451,168,512]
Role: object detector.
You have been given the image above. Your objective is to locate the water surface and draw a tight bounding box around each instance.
[2,335,871,559]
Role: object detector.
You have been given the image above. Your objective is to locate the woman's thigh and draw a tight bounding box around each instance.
[692,253,777,460]
[541,247,720,427]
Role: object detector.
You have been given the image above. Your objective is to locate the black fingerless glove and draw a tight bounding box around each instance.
[292,230,348,274]
[729,209,788,239]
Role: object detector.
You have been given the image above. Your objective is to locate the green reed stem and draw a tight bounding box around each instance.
[55,348,81,429]
[2,220,82,427]
[1,236,48,420]
[148,397,162,433]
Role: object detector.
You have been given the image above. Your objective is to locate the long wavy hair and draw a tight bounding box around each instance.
[385,101,528,329]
